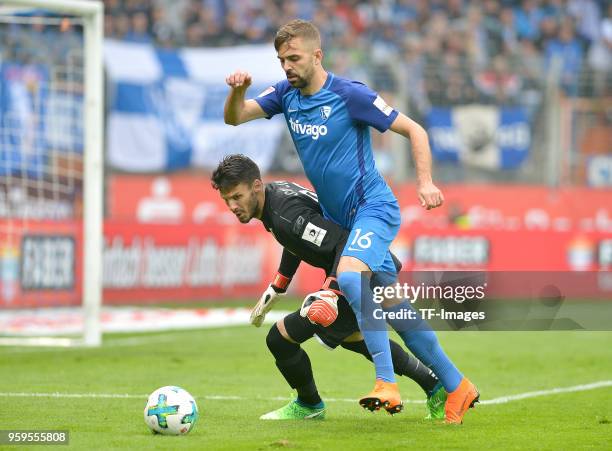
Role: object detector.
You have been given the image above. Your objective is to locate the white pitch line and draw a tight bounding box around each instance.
[1,380,611,405]
[478,380,612,405]
[0,392,145,399]
[0,334,188,353]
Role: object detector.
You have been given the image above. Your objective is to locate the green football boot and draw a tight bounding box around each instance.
[260,400,326,420]
[425,383,447,420]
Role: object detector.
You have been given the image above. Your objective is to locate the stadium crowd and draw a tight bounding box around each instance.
[1,0,610,109]
[101,0,611,109]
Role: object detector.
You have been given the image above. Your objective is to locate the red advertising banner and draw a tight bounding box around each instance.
[392,227,611,272]
[1,220,610,307]
[393,184,612,233]
[1,177,610,308]
[103,175,611,301]
[108,174,230,224]
[109,174,612,234]
[0,220,82,308]
[103,222,282,303]
[104,223,612,301]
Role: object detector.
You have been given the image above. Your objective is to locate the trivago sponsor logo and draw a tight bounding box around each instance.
[288,118,328,140]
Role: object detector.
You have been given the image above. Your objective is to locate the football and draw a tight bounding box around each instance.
[144,386,199,435]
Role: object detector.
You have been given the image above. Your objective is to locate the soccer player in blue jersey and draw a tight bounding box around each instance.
[224,19,479,423]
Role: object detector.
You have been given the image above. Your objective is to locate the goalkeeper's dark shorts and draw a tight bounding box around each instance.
[282,296,359,349]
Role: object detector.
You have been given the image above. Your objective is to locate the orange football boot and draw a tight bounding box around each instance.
[444,377,479,424]
[359,379,403,415]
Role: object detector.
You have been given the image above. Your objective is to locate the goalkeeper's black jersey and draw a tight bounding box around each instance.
[261,181,349,279]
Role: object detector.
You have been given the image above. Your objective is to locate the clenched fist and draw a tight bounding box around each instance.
[417,181,444,210]
[226,70,252,90]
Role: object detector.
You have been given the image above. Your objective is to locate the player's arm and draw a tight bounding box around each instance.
[390,112,444,210]
[250,249,301,328]
[288,208,347,325]
[224,71,268,125]
[345,82,443,210]
[276,248,301,287]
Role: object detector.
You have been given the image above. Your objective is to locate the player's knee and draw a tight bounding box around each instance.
[340,340,370,358]
[266,323,299,359]
[337,272,361,307]
[265,323,284,352]
[337,256,369,274]
[343,331,363,342]
[275,319,296,342]
[371,270,396,290]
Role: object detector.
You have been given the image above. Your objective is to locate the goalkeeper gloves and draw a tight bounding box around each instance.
[321,276,343,297]
[249,273,290,327]
[300,290,339,327]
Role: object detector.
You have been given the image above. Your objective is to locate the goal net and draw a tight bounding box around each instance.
[0,0,103,346]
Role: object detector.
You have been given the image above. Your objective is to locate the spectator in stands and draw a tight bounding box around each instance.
[124,11,152,43]
[568,0,602,48]
[442,33,478,105]
[80,0,611,105]
[515,38,544,117]
[482,0,504,57]
[514,0,544,41]
[587,3,612,96]
[461,4,488,69]
[401,37,429,117]
[475,54,523,105]
[498,6,519,54]
[112,14,131,41]
[150,5,177,47]
[544,17,584,95]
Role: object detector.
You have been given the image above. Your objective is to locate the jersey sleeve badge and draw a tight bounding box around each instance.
[302,222,327,247]
[257,86,276,98]
[373,95,393,116]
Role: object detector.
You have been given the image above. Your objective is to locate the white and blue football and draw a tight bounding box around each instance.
[144,386,198,435]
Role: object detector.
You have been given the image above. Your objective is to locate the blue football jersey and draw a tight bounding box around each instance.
[255,73,399,228]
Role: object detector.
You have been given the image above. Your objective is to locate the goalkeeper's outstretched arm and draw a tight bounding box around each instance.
[249,250,301,327]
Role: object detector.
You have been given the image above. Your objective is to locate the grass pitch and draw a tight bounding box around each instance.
[1,320,611,450]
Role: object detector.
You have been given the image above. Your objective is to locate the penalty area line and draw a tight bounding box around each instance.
[1,380,611,405]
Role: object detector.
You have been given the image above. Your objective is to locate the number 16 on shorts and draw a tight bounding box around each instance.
[343,224,397,272]
[347,229,373,251]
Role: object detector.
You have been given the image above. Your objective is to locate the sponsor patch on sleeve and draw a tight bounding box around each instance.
[373,95,394,116]
[301,222,327,247]
[257,86,276,98]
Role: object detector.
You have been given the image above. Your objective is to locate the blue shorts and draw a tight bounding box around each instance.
[341,200,400,273]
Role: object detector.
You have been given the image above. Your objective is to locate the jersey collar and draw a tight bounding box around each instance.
[299,72,335,97]
[260,184,273,230]
[323,71,334,90]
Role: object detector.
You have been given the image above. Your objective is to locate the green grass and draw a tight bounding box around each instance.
[1,326,611,450]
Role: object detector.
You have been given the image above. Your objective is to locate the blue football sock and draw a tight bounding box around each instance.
[383,301,463,392]
[338,271,395,383]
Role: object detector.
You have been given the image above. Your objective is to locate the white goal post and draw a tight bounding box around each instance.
[0,0,103,346]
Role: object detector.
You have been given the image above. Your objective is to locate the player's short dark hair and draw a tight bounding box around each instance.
[274,19,321,51]
[211,154,261,192]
